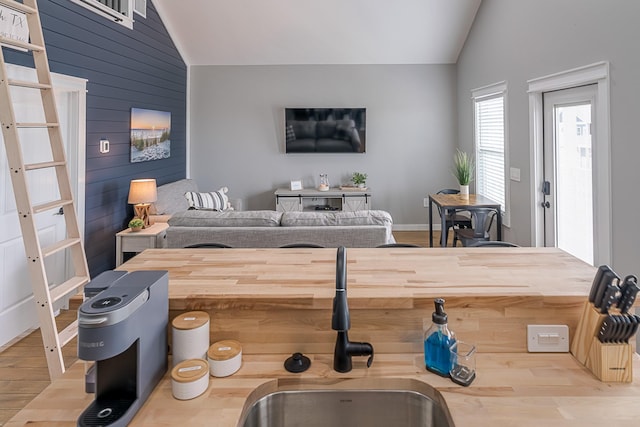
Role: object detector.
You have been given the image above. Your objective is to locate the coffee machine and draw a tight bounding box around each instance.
[77,270,168,427]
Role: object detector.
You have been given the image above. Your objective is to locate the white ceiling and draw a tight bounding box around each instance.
[152,0,482,66]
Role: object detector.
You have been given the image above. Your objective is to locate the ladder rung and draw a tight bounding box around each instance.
[0,0,38,15]
[42,238,82,258]
[7,79,52,90]
[16,122,59,128]
[32,199,73,214]
[58,319,79,347]
[0,36,44,52]
[25,161,66,171]
[50,276,89,304]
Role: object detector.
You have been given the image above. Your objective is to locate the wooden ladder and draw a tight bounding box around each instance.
[0,0,89,380]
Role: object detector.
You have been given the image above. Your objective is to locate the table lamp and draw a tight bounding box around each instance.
[128,179,157,228]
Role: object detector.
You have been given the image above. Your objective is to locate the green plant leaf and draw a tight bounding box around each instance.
[452,149,474,185]
[352,172,367,185]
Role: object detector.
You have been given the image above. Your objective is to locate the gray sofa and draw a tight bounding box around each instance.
[286,119,362,153]
[150,179,395,248]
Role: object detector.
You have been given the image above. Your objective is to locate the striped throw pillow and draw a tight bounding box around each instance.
[184,187,230,211]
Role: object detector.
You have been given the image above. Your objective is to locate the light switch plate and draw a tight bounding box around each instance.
[99,138,110,153]
[527,325,569,352]
[509,167,521,182]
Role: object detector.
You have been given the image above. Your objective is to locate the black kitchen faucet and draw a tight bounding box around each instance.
[332,246,374,373]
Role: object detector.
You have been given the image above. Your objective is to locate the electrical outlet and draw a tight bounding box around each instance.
[527,325,569,352]
[423,197,429,208]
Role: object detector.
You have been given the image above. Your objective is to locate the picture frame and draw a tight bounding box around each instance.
[130,108,171,163]
[290,180,303,191]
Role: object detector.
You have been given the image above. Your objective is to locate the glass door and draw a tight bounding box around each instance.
[542,85,596,264]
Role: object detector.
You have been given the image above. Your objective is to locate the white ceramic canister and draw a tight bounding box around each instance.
[171,358,209,400]
[171,311,210,366]
[207,340,242,377]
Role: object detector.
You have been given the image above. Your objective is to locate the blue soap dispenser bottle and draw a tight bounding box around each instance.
[424,298,456,376]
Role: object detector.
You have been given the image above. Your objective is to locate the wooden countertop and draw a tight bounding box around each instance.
[116,247,596,309]
[7,352,640,426]
[9,247,637,426]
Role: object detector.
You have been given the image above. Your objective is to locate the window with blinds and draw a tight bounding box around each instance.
[473,82,508,225]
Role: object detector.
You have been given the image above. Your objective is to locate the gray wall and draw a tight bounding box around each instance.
[189,65,457,227]
[457,0,640,273]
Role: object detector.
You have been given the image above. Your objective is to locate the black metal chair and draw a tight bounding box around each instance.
[436,188,472,246]
[376,243,421,248]
[184,243,233,248]
[468,241,519,248]
[453,208,497,247]
[279,243,325,248]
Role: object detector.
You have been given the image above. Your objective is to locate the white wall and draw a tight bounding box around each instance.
[457,0,640,273]
[189,65,458,227]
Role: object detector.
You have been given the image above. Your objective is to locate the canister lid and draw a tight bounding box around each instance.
[208,340,242,361]
[172,311,210,330]
[171,359,209,383]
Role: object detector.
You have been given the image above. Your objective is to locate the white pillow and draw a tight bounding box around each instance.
[184,187,232,211]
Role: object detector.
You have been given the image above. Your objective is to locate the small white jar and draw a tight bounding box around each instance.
[171,359,209,400]
[207,340,242,377]
[172,311,210,366]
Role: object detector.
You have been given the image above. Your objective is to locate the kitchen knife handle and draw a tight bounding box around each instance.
[626,315,640,343]
[600,284,620,314]
[617,275,639,314]
[588,265,609,303]
[598,316,612,343]
[593,269,620,310]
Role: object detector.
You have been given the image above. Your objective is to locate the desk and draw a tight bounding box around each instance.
[428,193,502,247]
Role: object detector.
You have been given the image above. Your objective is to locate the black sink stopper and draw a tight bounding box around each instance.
[284,352,311,373]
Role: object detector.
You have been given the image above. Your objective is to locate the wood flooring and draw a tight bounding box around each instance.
[0,230,436,426]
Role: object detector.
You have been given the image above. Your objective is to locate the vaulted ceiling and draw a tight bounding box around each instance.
[153,0,482,66]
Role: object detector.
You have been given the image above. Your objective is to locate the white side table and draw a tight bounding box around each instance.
[115,222,168,266]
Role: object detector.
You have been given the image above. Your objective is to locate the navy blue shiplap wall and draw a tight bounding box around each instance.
[5,0,187,276]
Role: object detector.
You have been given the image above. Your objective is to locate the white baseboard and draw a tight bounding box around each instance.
[392,224,441,231]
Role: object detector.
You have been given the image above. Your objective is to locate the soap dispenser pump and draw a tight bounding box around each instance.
[424,298,456,376]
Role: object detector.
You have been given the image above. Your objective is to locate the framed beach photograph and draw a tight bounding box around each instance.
[130,108,171,163]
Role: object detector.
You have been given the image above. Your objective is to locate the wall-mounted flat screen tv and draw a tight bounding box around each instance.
[285,108,366,153]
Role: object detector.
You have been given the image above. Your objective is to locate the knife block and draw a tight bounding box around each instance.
[570,302,633,383]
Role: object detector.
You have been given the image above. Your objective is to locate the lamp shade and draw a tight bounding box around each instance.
[128,179,157,204]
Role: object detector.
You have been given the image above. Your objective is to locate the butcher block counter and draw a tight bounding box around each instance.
[7,247,640,426]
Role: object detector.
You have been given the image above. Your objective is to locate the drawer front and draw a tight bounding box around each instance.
[342,195,370,211]
[121,236,155,252]
[276,197,302,212]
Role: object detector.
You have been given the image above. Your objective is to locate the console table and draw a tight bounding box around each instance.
[275,188,371,212]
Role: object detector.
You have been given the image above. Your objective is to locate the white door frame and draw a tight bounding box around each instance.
[0,64,86,348]
[5,63,87,236]
[527,61,611,265]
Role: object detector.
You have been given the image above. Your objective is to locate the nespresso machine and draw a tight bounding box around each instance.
[77,270,168,427]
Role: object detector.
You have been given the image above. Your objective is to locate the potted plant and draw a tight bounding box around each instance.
[452,149,474,196]
[352,172,368,189]
[128,218,144,232]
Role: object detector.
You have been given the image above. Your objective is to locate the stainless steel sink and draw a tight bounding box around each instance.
[236,378,455,427]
